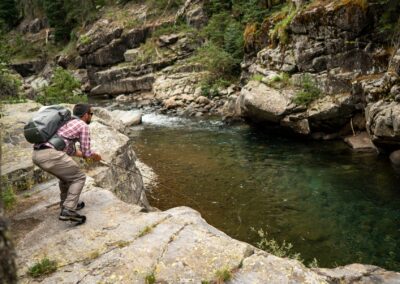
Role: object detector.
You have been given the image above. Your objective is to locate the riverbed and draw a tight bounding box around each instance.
[130,113,400,270]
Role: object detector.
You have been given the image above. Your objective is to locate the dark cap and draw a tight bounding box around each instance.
[73,103,92,117]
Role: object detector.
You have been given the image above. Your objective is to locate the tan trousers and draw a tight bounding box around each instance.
[32,148,86,211]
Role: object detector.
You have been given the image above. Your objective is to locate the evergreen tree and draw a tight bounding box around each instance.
[43,0,71,42]
[0,0,19,30]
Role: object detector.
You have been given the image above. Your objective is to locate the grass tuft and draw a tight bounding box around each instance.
[28,258,57,278]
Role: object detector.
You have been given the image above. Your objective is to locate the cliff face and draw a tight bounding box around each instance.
[239,1,400,152]
[10,0,400,155]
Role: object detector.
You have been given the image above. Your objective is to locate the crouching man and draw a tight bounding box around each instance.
[32,104,102,224]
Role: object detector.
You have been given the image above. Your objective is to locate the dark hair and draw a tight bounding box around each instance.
[73,104,91,117]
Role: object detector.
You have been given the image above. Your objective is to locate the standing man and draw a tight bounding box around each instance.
[32,104,102,224]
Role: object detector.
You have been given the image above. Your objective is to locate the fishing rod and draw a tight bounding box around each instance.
[33,159,208,218]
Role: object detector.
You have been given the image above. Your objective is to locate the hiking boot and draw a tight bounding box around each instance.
[59,208,86,224]
[76,201,85,210]
[60,201,85,211]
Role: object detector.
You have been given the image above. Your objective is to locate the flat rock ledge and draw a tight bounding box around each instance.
[13,178,400,284]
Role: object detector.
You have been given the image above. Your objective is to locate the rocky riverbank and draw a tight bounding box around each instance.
[8,0,400,166]
[2,102,400,283]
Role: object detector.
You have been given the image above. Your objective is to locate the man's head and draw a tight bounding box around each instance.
[73,103,93,125]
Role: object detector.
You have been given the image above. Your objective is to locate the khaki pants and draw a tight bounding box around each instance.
[32,148,86,211]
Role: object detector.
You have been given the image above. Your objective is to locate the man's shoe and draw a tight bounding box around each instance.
[76,201,85,210]
[59,208,86,224]
[60,201,85,211]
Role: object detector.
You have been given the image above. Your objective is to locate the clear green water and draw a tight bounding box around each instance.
[131,114,400,270]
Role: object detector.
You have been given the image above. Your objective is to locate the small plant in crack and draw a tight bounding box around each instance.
[215,267,232,283]
[145,272,156,284]
[139,226,153,237]
[28,258,57,278]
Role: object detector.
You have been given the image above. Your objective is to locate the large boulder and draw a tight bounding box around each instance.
[175,0,208,28]
[77,20,123,56]
[365,100,400,148]
[90,74,155,96]
[0,101,148,208]
[238,81,294,123]
[307,92,359,131]
[12,177,400,283]
[389,48,400,75]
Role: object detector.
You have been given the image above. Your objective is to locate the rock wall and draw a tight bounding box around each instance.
[0,101,149,209]
[238,1,400,155]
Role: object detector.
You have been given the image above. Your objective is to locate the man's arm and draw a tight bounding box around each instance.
[79,124,102,161]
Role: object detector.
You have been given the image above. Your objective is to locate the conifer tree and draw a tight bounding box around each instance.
[43,0,71,42]
[0,0,19,30]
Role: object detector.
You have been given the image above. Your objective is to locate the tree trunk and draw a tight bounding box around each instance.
[0,215,17,284]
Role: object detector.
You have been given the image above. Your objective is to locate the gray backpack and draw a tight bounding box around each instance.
[24,105,72,150]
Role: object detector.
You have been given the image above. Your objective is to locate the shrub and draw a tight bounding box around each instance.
[267,72,291,88]
[36,67,86,105]
[252,228,303,262]
[293,74,321,105]
[0,0,19,30]
[251,74,264,82]
[193,43,237,79]
[215,268,232,282]
[145,272,156,284]
[1,184,16,210]
[28,258,57,278]
[0,69,23,102]
[270,5,297,46]
[138,225,153,237]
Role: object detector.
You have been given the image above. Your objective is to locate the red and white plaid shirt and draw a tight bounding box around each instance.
[42,119,92,157]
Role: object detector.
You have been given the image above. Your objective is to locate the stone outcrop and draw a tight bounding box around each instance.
[365,100,400,148]
[0,101,148,208]
[10,171,400,283]
[238,81,295,123]
[175,0,208,28]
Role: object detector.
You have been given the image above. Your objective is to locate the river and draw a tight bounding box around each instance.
[129,113,400,270]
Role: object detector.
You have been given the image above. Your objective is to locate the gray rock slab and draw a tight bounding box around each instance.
[232,252,327,284]
[238,81,293,123]
[111,109,142,126]
[344,132,377,152]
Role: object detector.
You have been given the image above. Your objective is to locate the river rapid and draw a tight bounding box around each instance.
[129,113,400,271]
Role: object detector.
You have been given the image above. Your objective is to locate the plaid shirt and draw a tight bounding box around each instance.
[42,119,92,157]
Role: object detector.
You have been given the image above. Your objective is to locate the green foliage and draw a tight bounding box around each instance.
[252,228,303,262]
[378,0,400,48]
[118,0,184,12]
[145,272,156,284]
[28,258,57,278]
[152,22,196,38]
[43,0,71,42]
[232,0,268,24]
[0,0,19,30]
[79,34,91,45]
[251,74,264,82]
[36,67,85,105]
[267,72,291,88]
[0,69,23,102]
[308,257,319,268]
[1,183,17,210]
[138,226,153,237]
[270,5,297,46]
[293,74,321,105]
[215,268,232,282]
[204,0,232,16]
[200,78,230,98]
[193,42,238,82]
[0,32,24,101]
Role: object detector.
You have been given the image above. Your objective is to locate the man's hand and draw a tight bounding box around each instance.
[89,153,102,162]
[74,150,83,157]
